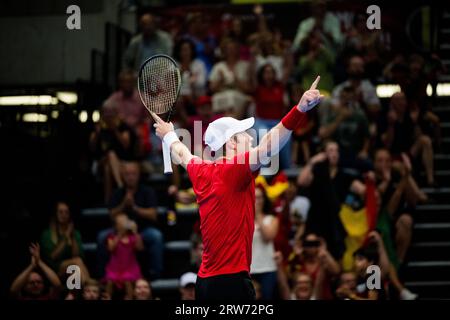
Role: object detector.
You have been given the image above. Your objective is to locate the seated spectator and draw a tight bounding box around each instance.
[97,162,163,280]
[209,38,251,118]
[335,271,358,300]
[350,245,382,300]
[292,0,343,55]
[105,213,144,300]
[287,233,341,300]
[319,85,371,169]
[133,278,154,300]
[250,186,279,300]
[89,102,138,203]
[331,55,381,119]
[105,70,151,157]
[276,251,315,300]
[174,38,208,103]
[123,13,173,72]
[297,141,365,258]
[374,150,426,263]
[179,272,197,300]
[381,92,435,186]
[40,201,90,283]
[250,63,291,169]
[82,278,101,300]
[183,12,217,74]
[10,243,61,300]
[298,29,335,94]
[65,278,110,300]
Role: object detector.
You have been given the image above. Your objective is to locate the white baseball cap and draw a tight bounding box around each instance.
[180,272,197,287]
[204,117,255,151]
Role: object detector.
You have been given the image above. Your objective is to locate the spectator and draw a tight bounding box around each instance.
[105,70,150,157]
[123,13,173,72]
[105,213,144,300]
[287,233,340,300]
[298,29,335,94]
[319,85,371,167]
[374,150,425,263]
[89,102,137,203]
[381,92,435,186]
[276,250,315,300]
[250,186,279,300]
[183,12,217,74]
[349,245,381,300]
[40,201,90,283]
[331,55,381,118]
[97,162,163,280]
[179,272,197,300]
[335,271,357,300]
[10,243,61,300]
[134,278,154,300]
[343,14,385,83]
[298,141,365,258]
[82,278,101,300]
[179,95,222,156]
[292,0,343,54]
[250,63,291,169]
[174,39,208,103]
[223,15,251,60]
[209,38,251,118]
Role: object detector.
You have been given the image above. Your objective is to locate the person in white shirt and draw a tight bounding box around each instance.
[292,0,343,54]
[250,186,279,300]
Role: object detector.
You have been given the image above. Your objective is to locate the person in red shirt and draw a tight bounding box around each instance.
[151,76,323,300]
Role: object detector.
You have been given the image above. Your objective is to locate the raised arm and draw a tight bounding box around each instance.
[249,76,323,172]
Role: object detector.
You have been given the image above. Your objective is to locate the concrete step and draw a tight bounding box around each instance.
[404,261,450,281]
[404,281,450,299]
[413,222,450,242]
[421,187,450,204]
[415,204,450,223]
[409,242,450,261]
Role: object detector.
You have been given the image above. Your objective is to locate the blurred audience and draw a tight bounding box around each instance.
[89,102,138,203]
[123,13,173,72]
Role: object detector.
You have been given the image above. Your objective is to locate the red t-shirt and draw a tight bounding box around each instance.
[254,83,285,120]
[187,152,257,278]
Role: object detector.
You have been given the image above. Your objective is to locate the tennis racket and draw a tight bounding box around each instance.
[137,54,181,174]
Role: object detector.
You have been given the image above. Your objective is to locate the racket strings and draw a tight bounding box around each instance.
[138,57,181,116]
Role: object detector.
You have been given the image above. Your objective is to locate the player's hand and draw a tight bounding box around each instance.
[150,111,175,139]
[297,76,324,112]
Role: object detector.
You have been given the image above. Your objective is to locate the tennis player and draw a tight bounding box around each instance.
[151,76,323,300]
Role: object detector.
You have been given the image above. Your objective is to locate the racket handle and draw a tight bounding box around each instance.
[162,141,173,174]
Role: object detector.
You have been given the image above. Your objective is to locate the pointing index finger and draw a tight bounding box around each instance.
[310,75,321,90]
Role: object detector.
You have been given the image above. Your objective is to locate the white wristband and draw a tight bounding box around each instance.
[163,131,180,148]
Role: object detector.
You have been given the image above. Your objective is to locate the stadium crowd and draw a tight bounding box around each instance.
[10,2,445,300]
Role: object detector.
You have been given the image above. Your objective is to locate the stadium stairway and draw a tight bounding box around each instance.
[403,98,450,300]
